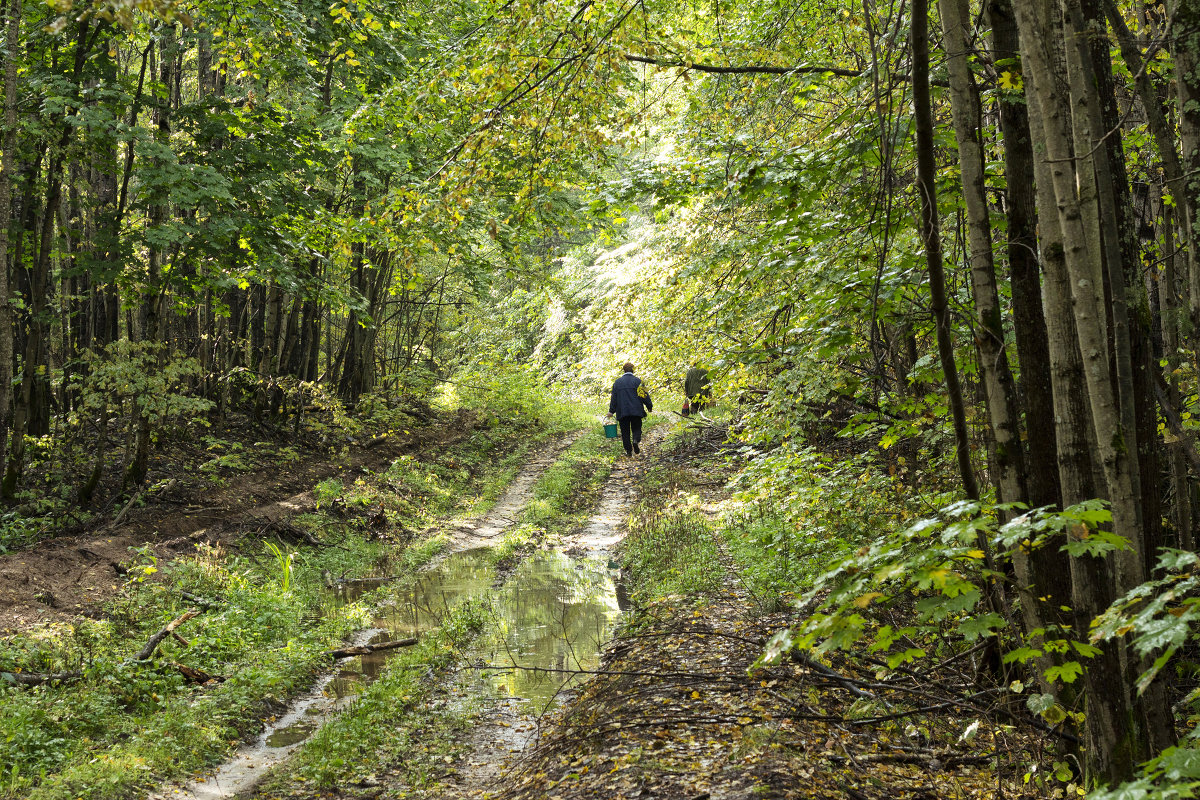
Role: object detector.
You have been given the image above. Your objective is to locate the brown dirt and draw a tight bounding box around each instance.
[0,412,479,633]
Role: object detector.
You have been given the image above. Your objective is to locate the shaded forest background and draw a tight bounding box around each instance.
[0,0,1199,793]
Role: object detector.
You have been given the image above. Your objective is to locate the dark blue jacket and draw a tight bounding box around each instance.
[609,373,652,419]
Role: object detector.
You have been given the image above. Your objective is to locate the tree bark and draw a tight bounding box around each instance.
[1014,0,1149,783]
[987,0,1061,510]
[1175,0,1200,343]
[0,0,19,491]
[912,0,979,501]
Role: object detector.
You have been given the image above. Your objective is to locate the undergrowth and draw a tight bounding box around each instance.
[0,375,592,799]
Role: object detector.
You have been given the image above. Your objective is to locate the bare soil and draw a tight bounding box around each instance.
[0,410,480,633]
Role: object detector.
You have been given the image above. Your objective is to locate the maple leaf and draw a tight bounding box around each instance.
[998,70,1024,91]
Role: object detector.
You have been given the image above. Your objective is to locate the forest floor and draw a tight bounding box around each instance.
[236,420,1048,800]
[0,408,481,632]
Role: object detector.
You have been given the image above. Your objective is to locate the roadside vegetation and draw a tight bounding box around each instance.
[0,376,595,800]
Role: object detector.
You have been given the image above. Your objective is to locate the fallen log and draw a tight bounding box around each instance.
[180,590,221,608]
[327,638,418,659]
[1,669,83,687]
[106,489,143,532]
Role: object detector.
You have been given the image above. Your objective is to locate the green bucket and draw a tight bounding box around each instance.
[603,422,618,439]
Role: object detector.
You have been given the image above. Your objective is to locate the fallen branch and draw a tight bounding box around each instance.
[131,610,200,662]
[106,490,142,531]
[3,609,201,688]
[327,638,418,659]
[161,529,215,549]
[828,751,994,768]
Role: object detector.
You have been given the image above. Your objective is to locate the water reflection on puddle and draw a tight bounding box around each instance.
[186,546,623,794]
[363,548,622,705]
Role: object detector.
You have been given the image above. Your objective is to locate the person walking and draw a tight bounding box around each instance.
[685,363,711,413]
[608,362,653,457]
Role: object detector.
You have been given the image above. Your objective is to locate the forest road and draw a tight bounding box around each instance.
[425,421,670,800]
[152,426,599,800]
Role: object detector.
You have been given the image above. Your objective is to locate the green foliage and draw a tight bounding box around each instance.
[760,501,1116,708]
[71,342,214,433]
[446,362,580,432]
[1091,547,1200,698]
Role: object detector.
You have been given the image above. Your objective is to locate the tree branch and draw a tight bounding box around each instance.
[624,53,862,78]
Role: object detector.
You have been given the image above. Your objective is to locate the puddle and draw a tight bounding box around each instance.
[157,549,624,799]
[155,435,634,799]
[462,549,621,705]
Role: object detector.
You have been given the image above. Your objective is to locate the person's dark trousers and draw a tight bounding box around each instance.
[618,416,643,455]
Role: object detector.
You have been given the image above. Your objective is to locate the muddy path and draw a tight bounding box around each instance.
[151,428,605,800]
[425,423,669,800]
[439,431,584,553]
[0,414,479,632]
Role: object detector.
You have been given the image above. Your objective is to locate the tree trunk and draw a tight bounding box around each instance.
[0,0,19,491]
[912,0,979,500]
[129,24,174,486]
[987,0,1061,510]
[1174,0,1200,343]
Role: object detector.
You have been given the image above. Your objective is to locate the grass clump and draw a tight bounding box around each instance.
[621,499,723,601]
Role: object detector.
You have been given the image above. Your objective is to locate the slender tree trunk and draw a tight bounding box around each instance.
[912,0,978,500]
[1079,0,1172,753]
[1175,0,1200,342]
[988,0,1061,510]
[129,24,174,486]
[0,0,19,490]
[1160,204,1194,548]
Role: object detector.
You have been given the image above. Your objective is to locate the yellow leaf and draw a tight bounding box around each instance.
[852,592,883,608]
